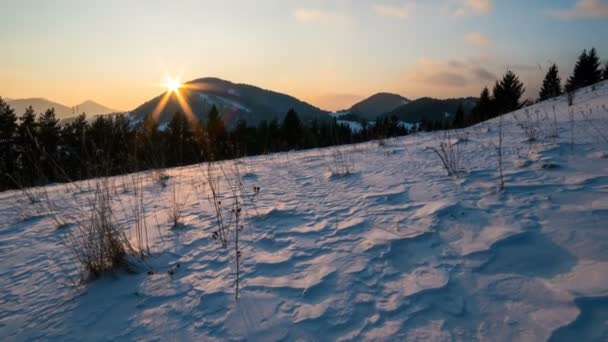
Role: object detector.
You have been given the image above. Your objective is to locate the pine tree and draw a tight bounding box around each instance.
[281,109,303,150]
[207,105,226,160]
[585,48,602,86]
[566,48,602,92]
[166,111,196,166]
[61,113,88,180]
[493,70,525,115]
[539,64,562,101]
[0,98,17,189]
[603,62,608,81]
[37,108,60,157]
[17,106,39,185]
[565,49,587,93]
[452,102,465,128]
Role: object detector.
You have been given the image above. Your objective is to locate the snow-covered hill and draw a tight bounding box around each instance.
[1,82,607,340]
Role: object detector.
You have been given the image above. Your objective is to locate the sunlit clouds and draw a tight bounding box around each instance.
[372,3,415,19]
[550,0,608,20]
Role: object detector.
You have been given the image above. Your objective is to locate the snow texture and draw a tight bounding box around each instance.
[1,82,608,340]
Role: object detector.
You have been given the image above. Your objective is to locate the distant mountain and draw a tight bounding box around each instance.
[130,77,331,127]
[73,100,117,116]
[345,93,410,121]
[388,97,477,123]
[6,98,117,118]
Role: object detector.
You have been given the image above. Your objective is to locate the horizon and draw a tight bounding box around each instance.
[2,0,608,111]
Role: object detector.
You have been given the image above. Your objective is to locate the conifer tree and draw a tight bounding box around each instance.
[603,62,608,81]
[207,105,226,160]
[585,48,602,85]
[281,109,303,150]
[166,111,196,166]
[452,102,465,128]
[0,98,17,189]
[18,106,40,184]
[539,64,562,100]
[566,49,587,93]
[566,48,602,92]
[493,70,525,115]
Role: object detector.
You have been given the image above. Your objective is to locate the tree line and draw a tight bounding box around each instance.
[1,47,606,191]
[0,101,411,191]
[464,47,608,127]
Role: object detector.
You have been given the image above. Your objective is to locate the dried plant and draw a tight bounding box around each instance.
[204,161,260,300]
[429,130,467,177]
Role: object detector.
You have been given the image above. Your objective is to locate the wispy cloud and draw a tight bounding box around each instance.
[372,3,415,19]
[549,0,608,20]
[465,32,491,47]
[452,0,492,16]
[293,8,351,24]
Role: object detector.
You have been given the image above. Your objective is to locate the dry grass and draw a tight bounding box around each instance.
[63,179,137,281]
[429,130,467,177]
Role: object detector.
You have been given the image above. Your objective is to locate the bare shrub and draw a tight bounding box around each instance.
[429,130,466,177]
[125,176,150,257]
[496,115,505,190]
[167,175,190,229]
[204,161,260,300]
[63,179,138,281]
[513,108,542,142]
[328,148,354,176]
[153,169,169,188]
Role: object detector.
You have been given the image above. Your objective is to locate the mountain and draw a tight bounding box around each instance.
[6,98,117,118]
[388,97,477,123]
[345,93,410,121]
[7,98,73,118]
[73,100,117,116]
[130,77,331,127]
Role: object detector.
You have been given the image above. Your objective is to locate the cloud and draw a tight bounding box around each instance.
[452,0,492,16]
[549,0,608,19]
[472,66,497,81]
[293,8,351,24]
[396,56,502,99]
[465,32,490,47]
[425,71,468,86]
[372,3,415,19]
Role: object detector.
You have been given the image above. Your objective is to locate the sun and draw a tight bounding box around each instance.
[166,78,181,92]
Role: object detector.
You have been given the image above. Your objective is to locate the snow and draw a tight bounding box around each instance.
[1,81,608,340]
[198,93,251,112]
[337,119,363,132]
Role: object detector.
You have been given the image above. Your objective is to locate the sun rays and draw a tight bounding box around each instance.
[149,76,200,125]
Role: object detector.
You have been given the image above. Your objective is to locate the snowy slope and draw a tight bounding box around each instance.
[1,82,608,340]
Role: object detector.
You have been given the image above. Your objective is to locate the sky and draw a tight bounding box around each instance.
[1,0,607,111]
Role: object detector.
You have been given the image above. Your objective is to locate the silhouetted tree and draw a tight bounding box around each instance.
[566,48,603,92]
[493,70,525,115]
[0,98,17,189]
[603,62,608,81]
[452,102,465,128]
[207,105,227,160]
[539,64,562,101]
[281,109,303,150]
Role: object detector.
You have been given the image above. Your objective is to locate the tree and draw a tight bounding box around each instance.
[37,108,60,157]
[166,111,196,166]
[493,70,525,115]
[566,48,603,93]
[539,64,562,101]
[0,98,17,189]
[585,48,602,85]
[17,106,39,185]
[281,109,303,150]
[603,62,608,81]
[452,102,465,128]
[60,113,89,180]
[207,105,226,160]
